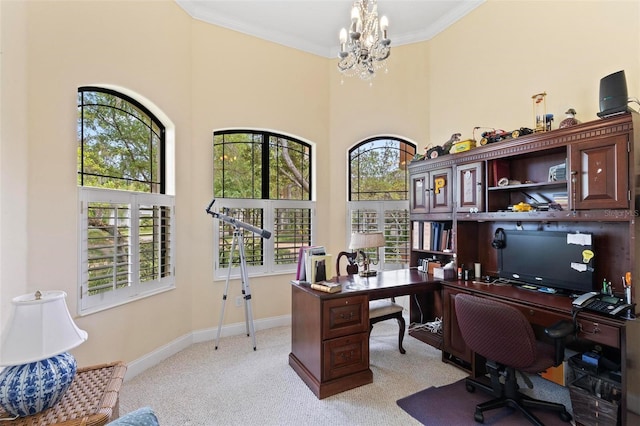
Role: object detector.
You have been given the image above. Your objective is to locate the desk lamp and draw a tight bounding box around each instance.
[0,290,88,417]
[349,232,385,277]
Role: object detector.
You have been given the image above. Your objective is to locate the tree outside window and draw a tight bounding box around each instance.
[348,137,416,268]
[212,131,313,277]
[77,87,175,314]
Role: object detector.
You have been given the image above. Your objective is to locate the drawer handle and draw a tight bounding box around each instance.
[578,322,600,335]
[340,312,355,320]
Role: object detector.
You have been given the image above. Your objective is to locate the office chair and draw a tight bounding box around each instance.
[336,251,406,354]
[454,294,573,425]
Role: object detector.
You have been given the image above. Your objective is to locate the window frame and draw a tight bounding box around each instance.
[212,129,315,280]
[77,86,175,315]
[347,136,416,270]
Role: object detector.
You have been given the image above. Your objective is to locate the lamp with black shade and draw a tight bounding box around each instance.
[0,290,88,418]
[349,231,385,277]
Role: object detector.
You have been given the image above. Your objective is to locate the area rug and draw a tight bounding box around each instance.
[397,379,569,425]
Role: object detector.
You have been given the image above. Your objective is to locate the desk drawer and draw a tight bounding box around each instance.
[322,295,368,340]
[322,332,369,381]
[577,319,620,348]
[511,304,565,328]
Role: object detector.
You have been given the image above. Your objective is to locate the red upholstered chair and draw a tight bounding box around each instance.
[336,251,406,354]
[454,294,573,425]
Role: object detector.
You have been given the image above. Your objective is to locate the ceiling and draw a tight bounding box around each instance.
[176,0,485,58]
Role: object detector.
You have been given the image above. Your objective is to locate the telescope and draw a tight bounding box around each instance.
[205,199,271,240]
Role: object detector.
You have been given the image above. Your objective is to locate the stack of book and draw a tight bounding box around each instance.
[413,221,452,252]
[295,246,334,284]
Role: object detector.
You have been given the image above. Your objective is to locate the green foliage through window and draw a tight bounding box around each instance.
[213,130,313,274]
[78,87,174,312]
[349,138,415,201]
[78,87,165,193]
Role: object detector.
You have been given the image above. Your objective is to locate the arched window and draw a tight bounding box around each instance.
[77,87,175,314]
[212,130,313,277]
[348,137,416,268]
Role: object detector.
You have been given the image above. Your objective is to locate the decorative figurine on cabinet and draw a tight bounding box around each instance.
[559,108,580,128]
[532,92,547,132]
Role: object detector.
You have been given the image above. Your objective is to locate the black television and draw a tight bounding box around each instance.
[498,230,595,294]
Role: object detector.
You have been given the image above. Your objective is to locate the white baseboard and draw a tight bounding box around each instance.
[123,314,291,381]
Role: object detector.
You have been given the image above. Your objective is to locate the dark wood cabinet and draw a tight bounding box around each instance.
[442,287,472,369]
[289,286,371,399]
[569,134,629,210]
[455,161,484,213]
[408,113,640,425]
[409,167,453,214]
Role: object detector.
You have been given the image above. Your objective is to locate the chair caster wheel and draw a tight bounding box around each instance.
[559,410,572,422]
[474,411,484,423]
[465,383,476,393]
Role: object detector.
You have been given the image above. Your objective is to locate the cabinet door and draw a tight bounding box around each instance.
[443,288,472,365]
[456,162,484,213]
[410,172,429,214]
[429,168,453,213]
[569,135,628,210]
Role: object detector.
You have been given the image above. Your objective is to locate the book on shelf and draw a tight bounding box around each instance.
[412,221,421,250]
[432,222,442,251]
[307,254,334,284]
[310,281,342,293]
[422,222,432,250]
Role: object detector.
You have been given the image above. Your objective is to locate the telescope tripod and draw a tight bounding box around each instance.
[215,227,256,351]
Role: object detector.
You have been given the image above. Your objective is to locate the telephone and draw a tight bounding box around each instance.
[572,292,634,316]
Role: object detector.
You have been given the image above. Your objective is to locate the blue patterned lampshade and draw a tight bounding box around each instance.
[0,291,88,417]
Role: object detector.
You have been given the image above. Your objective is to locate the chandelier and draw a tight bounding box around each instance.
[338,0,391,82]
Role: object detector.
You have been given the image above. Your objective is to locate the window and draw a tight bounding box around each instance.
[348,137,416,269]
[212,130,313,278]
[78,87,175,314]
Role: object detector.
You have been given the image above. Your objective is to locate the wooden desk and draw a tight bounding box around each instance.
[438,280,639,426]
[288,269,439,399]
[0,362,127,425]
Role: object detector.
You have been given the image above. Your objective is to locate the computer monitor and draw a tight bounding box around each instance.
[498,230,595,294]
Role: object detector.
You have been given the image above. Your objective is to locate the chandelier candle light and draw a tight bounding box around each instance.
[338,0,391,82]
[0,291,88,418]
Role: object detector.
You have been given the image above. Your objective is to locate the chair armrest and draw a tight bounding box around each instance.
[544,320,574,340]
[544,320,575,366]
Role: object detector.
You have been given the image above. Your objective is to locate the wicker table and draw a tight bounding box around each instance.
[0,361,127,426]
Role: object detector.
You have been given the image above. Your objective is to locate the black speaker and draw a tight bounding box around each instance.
[492,228,506,249]
[597,70,629,118]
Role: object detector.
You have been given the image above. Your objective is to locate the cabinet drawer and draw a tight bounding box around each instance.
[322,295,368,340]
[322,332,369,381]
[577,319,620,348]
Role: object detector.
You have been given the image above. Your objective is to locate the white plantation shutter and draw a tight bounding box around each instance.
[79,188,175,314]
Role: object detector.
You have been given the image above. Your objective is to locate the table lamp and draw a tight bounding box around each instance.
[349,232,385,277]
[0,290,88,417]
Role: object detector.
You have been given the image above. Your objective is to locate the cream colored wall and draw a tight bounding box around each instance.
[188,21,330,330]
[1,0,639,382]
[0,0,29,332]
[1,0,195,366]
[0,0,330,367]
[427,0,640,145]
[328,42,430,249]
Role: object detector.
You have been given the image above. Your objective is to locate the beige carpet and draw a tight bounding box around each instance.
[118,322,570,425]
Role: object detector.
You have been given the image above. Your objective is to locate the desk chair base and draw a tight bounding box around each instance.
[464,368,572,425]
